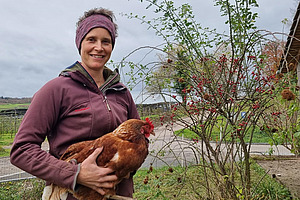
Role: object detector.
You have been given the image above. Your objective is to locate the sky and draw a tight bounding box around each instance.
[0,0,299,104]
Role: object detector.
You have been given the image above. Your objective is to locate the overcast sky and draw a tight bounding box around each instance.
[0,0,298,103]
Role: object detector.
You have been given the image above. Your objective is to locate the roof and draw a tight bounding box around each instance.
[279,2,300,73]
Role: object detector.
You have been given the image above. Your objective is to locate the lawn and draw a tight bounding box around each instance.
[133,163,295,200]
[0,163,295,200]
[0,103,29,111]
[0,134,15,157]
[0,178,44,200]
[175,125,272,144]
[0,134,15,146]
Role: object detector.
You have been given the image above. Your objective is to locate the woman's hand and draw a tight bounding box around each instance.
[76,147,118,195]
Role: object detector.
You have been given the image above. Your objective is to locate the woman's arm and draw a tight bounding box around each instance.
[10,79,79,190]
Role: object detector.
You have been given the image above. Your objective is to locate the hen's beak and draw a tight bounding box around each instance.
[150,130,155,136]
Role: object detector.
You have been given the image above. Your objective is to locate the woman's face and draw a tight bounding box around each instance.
[80,27,112,73]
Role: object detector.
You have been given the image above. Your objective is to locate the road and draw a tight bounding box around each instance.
[142,121,294,168]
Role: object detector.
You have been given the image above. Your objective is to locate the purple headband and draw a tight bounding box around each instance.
[75,14,116,53]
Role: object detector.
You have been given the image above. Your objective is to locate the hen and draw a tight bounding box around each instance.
[43,118,155,200]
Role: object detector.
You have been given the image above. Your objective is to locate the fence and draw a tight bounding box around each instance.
[0,108,34,183]
[0,109,25,135]
[0,141,49,183]
[0,156,35,183]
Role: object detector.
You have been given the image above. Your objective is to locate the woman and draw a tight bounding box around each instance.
[10,8,139,199]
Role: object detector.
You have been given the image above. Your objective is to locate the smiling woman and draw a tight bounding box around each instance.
[80,28,113,87]
[10,8,140,200]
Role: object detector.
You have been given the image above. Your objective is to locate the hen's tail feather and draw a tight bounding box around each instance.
[42,184,68,200]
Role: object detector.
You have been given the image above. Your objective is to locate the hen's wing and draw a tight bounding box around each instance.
[94,134,119,166]
[60,140,94,162]
[60,134,119,165]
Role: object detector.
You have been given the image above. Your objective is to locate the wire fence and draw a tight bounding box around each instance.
[0,109,26,183]
[0,156,35,183]
[0,115,22,137]
[0,141,49,183]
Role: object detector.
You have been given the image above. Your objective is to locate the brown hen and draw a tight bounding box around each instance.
[44,118,154,200]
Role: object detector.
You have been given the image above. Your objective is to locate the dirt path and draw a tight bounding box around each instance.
[256,157,300,198]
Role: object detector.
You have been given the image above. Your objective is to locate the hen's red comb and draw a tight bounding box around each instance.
[145,117,154,130]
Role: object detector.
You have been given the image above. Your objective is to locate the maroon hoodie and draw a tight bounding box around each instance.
[10,61,140,199]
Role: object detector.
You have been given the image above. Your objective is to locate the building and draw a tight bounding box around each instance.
[279,2,300,80]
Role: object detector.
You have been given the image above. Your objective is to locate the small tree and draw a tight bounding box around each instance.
[122,0,289,199]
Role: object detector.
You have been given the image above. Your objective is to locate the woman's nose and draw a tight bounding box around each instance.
[94,41,104,51]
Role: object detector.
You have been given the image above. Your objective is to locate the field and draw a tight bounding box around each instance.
[0,103,30,111]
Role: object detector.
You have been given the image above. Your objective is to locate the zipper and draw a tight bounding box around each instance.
[100,73,119,113]
[103,95,111,111]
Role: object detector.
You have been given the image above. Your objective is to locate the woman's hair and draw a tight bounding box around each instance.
[76,8,118,37]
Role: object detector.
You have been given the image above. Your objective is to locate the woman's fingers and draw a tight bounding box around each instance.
[99,174,118,183]
[87,147,103,162]
[91,178,116,195]
[92,186,106,196]
[76,146,119,196]
[98,167,115,176]
[94,181,115,189]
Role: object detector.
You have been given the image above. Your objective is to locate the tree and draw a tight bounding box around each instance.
[122,0,291,199]
[261,40,286,77]
[145,46,193,105]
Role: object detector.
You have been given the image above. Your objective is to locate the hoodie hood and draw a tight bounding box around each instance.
[60,61,121,93]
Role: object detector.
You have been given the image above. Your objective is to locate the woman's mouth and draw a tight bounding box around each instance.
[91,54,105,58]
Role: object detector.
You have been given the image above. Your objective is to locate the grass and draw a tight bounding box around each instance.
[0,179,44,200]
[0,124,276,158]
[0,162,295,200]
[0,103,29,111]
[0,111,296,199]
[133,161,297,200]
[0,134,15,146]
[0,134,15,157]
[140,114,160,121]
[0,102,25,157]
[0,146,10,157]
[175,126,271,144]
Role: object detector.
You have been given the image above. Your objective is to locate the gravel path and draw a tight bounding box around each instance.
[142,121,293,168]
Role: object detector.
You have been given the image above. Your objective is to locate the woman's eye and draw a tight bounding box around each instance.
[87,37,95,42]
[102,40,111,45]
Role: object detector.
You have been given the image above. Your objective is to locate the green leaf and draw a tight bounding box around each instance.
[294,132,300,138]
